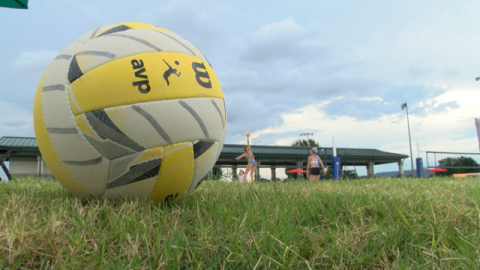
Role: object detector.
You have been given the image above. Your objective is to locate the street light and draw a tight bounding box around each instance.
[300,133,314,146]
[401,103,415,176]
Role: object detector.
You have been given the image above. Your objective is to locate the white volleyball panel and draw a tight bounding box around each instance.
[41,37,110,196]
[90,98,226,150]
[187,141,219,195]
[71,26,207,75]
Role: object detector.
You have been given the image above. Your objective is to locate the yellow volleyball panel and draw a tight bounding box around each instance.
[70,52,223,115]
[75,114,95,137]
[33,73,93,198]
[135,146,165,163]
[148,142,194,202]
[103,146,165,200]
[122,22,170,32]
[67,84,83,116]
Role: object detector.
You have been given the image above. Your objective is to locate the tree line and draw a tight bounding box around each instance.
[436,156,480,176]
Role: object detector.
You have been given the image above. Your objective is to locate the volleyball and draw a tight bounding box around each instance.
[33,22,226,201]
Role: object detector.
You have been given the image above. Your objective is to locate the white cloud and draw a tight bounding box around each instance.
[0,100,34,138]
[241,18,326,65]
[252,17,308,39]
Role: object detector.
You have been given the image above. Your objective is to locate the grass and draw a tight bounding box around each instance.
[1,177,480,269]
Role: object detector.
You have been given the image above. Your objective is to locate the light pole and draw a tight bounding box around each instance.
[300,133,313,146]
[401,103,415,176]
[473,78,480,154]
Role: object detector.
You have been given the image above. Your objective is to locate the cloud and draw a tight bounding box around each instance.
[1,50,55,113]
[1,121,29,128]
[218,17,373,108]
[267,99,473,153]
[322,83,458,120]
[408,65,434,79]
[224,92,291,141]
[428,101,460,114]
[443,68,459,79]
[241,18,325,65]
[147,1,239,54]
[0,100,34,138]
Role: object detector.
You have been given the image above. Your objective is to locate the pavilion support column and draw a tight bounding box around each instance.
[255,160,261,181]
[398,161,404,177]
[0,149,13,181]
[37,155,43,179]
[271,166,276,181]
[367,162,374,177]
[232,165,237,181]
[297,160,303,180]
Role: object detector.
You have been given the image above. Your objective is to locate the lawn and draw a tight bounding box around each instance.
[1,177,480,269]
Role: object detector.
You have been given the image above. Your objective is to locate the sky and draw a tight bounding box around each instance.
[1,0,480,179]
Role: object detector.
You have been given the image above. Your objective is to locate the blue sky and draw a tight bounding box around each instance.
[1,0,479,178]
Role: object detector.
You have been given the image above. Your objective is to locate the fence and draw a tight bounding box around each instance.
[425,151,480,169]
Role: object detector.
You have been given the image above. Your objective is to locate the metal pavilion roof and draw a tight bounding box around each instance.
[222,144,408,158]
[0,137,40,157]
[222,144,308,156]
[0,136,38,148]
[0,136,409,165]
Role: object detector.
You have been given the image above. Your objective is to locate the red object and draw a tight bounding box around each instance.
[427,168,447,173]
[286,169,307,174]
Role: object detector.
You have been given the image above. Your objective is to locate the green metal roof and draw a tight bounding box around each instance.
[0,137,38,148]
[222,144,408,158]
[0,137,40,157]
[222,144,308,156]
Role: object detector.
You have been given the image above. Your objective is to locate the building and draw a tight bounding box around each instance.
[0,136,409,180]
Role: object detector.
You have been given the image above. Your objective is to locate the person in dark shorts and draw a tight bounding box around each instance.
[306,147,326,181]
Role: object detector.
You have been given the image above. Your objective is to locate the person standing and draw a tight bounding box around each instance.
[235,132,257,183]
[306,147,327,181]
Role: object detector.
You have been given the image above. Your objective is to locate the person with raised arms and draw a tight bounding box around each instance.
[235,132,257,183]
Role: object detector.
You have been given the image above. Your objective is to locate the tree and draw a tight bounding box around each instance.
[211,167,223,180]
[291,138,320,147]
[437,156,480,176]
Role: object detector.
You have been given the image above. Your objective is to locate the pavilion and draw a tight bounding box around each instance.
[0,136,409,180]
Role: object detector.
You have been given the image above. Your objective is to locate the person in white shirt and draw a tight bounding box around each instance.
[238,170,245,182]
